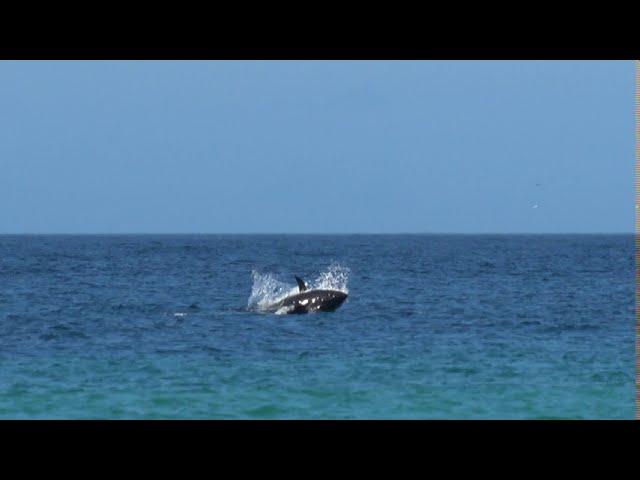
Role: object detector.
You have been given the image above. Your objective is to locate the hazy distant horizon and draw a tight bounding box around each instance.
[0,231,634,235]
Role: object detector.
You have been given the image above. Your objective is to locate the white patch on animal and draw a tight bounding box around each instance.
[300,299,309,306]
[275,305,294,315]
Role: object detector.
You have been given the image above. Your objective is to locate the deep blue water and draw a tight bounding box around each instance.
[0,234,635,419]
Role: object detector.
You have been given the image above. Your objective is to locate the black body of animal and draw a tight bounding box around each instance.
[271,275,348,314]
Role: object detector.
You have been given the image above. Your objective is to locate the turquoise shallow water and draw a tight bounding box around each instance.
[0,234,635,419]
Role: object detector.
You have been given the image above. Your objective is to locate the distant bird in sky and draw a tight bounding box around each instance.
[533,183,542,209]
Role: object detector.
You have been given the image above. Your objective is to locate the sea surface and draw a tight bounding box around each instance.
[0,234,635,419]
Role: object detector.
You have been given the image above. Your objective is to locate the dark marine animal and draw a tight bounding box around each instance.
[270,276,348,314]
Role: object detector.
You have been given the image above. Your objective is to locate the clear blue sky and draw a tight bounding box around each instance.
[0,61,634,233]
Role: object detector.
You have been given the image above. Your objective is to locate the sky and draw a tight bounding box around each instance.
[0,60,634,233]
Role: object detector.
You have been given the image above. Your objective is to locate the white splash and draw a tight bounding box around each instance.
[247,271,299,312]
[247,262,350,312]
[310,262,350,293]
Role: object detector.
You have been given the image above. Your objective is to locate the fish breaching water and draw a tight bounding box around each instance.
[248,264,349,314]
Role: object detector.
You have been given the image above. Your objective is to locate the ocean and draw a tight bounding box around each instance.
[0,234,635,419]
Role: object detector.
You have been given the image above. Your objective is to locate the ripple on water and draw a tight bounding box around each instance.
[0,234,634,419]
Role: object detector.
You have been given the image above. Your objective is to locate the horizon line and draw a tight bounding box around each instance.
[0,232,635,236]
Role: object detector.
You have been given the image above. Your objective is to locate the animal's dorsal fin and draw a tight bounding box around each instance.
[294,275,308,292]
